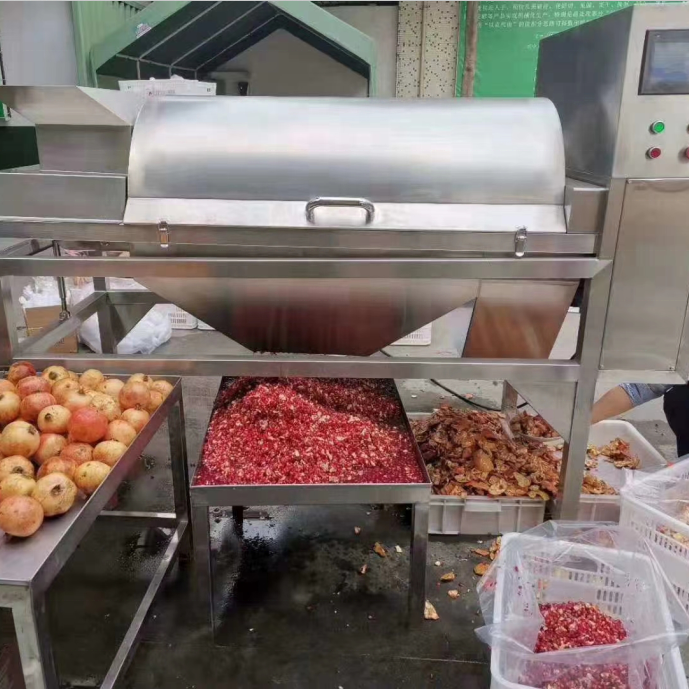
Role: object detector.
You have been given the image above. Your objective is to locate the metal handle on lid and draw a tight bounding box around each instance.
[305,197,375,224]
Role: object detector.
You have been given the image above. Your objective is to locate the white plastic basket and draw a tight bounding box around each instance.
[621,458,689,612]
[156,304,197,330]
[197,320,215,331]
[429,495,545,536]
[577,420,667,522]
[491,533,688,689]
[391,324,432,346]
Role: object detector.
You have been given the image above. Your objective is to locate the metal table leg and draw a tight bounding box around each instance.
[408,501,429,625]
[192,503,214,630]
[12,591,58,689]
[168,396,191,557]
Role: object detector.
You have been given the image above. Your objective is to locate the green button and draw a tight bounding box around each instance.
[651,121,665,134]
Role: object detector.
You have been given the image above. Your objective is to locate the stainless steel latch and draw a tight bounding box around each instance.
[514,227,528,258]
[158,221,170,249]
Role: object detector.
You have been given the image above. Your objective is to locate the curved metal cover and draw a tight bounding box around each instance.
[128,96,565,205]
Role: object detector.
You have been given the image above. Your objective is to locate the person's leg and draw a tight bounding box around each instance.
[663,385,689,457]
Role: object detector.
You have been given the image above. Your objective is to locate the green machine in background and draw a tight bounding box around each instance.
[456,1,645,97]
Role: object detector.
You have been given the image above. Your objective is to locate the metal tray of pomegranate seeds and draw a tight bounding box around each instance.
[190,377,431,506]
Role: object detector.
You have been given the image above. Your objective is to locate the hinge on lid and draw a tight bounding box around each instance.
[158,220,170,249]
[514,226,528,258]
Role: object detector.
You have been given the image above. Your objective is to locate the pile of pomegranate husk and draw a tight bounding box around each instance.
[0,362,172,538]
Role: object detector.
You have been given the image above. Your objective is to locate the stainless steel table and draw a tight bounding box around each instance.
[0,379,190,689]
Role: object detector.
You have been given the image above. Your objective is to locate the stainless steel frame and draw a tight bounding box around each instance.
[190,380,431,626]
[0,379,190,689]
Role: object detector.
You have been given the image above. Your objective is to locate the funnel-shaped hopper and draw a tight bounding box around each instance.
[136,276,481,355]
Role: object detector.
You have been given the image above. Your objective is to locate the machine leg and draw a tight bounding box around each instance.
[0,276,17,368]
[168,395,191,557]
[501,382,519,419]
[408,501,429,626]
[12,591,58,689]
[192,503,214,631]
[557,264,612,518]
[93,277,117,354]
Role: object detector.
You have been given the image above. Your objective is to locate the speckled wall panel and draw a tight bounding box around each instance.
[420,2,460,98]
[396,2,460,98]
[395,2,423,97]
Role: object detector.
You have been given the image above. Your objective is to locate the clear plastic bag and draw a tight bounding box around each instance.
[476,521,689,688]
[622,459,689,527]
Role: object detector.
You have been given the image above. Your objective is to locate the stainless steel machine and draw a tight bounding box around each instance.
[1,4,689,684]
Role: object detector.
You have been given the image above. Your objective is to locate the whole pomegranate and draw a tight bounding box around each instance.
[151,380,174,399]
[0,380,17,394]
[37,456,77,481]
[79,369,105,390]
[121,406,150,433]
[93,440,127,467]
[0,391,21,425]
[97,379,125,400]
[74,461,110,495]
[0,422,40,458]
[37,405,71,435]
[0,455,35,481]
[146,390,164,414]
[51,378,80,405]
[7,361,36,385]
[60,442,93,466]
[34,433,68,466]
[0,474,36,502]
[20,392,56,423]
[41,366,69,386]
[16,376,51,399]
[89,393,121,422]
[128,373,153,388]
[0,495,43,536]
[32,473,77,517]
[64,389,93,414]
[119,381,150,410]
[105,419,137,447]
[68,407,108,444]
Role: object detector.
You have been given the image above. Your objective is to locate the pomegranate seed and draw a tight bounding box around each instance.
[521,602,631,689]
[195,378,424,486]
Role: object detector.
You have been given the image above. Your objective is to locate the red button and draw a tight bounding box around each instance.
[647,147,662,159]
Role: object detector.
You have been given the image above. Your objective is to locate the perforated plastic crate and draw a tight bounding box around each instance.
[490,533,688,689]
[429,495,545,536]
[621,458,689,612]
[577,420,666,522]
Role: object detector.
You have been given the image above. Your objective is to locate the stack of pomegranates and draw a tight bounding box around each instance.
[0,362,173,538]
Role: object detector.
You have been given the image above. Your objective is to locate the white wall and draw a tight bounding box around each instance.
[215,4,398,98]
[0,1,78,86]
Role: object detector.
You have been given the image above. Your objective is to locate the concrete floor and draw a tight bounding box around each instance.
[1,308,684,687]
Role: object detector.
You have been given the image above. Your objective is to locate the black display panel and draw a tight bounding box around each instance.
[640,29,689,95]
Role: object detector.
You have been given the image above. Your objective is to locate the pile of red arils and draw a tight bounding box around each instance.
[195,378,424,486]
[523,602,631,689]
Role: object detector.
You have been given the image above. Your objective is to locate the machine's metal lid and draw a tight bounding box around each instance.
[125,96,566,229]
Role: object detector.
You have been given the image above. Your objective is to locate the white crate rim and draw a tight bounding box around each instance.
[490,533,687,689]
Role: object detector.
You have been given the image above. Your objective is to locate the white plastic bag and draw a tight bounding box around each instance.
[70,281,171,354]
[476,522,689,688]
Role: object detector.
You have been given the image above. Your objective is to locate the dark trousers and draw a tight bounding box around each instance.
[663,384,689,457]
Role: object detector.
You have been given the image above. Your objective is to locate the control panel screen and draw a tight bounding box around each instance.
[640,30,689,95]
